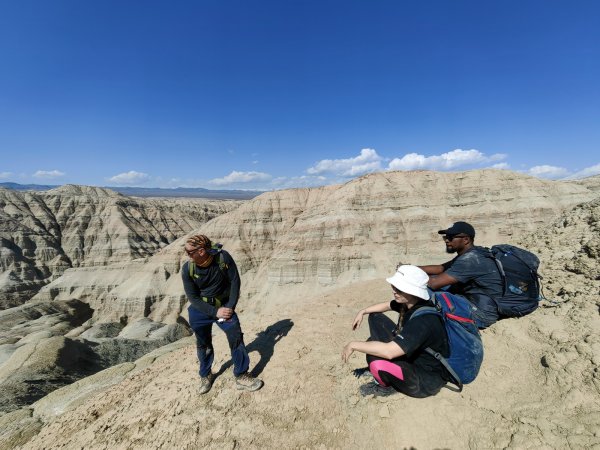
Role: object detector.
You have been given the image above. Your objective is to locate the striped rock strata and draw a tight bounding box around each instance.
[0,185,241,309]
[34,170,598,324]
[1,193,599,449]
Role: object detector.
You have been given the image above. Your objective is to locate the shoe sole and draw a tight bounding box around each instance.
[236,380,264,392]
[359,382,395,397]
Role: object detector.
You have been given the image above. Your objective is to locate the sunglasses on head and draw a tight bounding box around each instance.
[185,247,202,257]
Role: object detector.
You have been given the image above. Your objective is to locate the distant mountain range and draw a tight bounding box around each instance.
[0,182,263,200]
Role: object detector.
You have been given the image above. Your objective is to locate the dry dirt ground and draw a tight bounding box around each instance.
[4,274,599,449]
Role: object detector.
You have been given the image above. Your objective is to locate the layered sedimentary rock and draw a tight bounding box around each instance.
[2,193,599,449]
[0,298,190,415]
[0,186,241,309]
[34,170,598,324]
[202,169,598,289]
[573,174,600,194]
[520,196,600,292]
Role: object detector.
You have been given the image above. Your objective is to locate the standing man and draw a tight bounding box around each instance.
[419,221,503,328]
[182,234,263,394]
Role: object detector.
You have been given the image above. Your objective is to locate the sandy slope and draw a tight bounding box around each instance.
[2,189,600,449]
[7,271,599,449]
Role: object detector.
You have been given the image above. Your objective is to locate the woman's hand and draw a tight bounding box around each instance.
[341,342,355,363]
[352,310,365,330]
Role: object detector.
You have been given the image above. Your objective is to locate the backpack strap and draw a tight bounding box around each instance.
[423,348,463,392]
[475,246,507,297]
[410,306,463,392]
[216,252,228,272]
[188,261,198,279]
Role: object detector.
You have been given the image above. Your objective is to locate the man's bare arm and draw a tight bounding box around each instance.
[427,272,458,290]
[418,264,446,275]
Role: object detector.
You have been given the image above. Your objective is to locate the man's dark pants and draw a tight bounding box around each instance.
[188,306,250,377]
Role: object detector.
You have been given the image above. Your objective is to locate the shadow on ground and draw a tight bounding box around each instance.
[216,319,294,377]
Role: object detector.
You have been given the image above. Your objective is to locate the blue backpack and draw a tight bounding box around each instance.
[410,291,484,392]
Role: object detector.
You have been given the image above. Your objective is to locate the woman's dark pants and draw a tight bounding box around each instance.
[366,313,428,398]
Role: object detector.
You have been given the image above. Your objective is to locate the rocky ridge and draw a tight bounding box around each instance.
[0,187,241,413]
[573,174,600,193]
[0,186,241,309]
[0,192,598,449]
[0,169,599,445]
[32,169,597,325]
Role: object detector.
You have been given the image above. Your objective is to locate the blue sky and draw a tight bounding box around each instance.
[1,0,599,190]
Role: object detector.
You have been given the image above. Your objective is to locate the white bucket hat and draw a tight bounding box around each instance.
[386,265,430,300]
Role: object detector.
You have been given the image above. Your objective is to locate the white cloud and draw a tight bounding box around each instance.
[0,172,13,179]
[107,170,150,185]
[387,149,506,171]
[307,148,383,177]
[209,171,272,186]
[490,162,510,170]
[33,170,65,179]
[568,163,600,179]
[527,165,570,179]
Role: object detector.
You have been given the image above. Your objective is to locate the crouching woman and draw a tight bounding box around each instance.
[342,265,451,398]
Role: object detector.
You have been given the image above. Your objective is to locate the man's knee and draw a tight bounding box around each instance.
[195,339,212,351]
[226,330,244,351]
[194,329,212,348]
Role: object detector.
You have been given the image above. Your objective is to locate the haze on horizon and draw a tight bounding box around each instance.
[1,1,599,190]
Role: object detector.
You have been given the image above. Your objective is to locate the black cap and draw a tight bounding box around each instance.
[438,221,475,238]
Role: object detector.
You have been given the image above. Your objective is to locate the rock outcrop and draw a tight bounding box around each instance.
[0,186,241,309]
[0,297,191,415]
[33,169,598,324]
[520,196,600,299]
[1,169,599,445]
[1,193,599,449]
[573,174,600,194]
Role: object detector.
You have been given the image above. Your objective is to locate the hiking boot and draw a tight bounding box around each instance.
[198,372,214,395]
[359,381,395,398]
[235,373,264,392]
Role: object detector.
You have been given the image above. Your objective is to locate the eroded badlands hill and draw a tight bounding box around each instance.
[0,186,241,309]
[1,193,599,449]
[33,169,597,326]
[0,186,242,413]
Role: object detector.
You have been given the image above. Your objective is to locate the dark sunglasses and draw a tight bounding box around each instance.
[392,286,402,294]
[442,234,469,241]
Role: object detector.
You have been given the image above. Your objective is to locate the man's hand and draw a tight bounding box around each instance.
[341,342,355,363]
[216,307,233,320]
[352,310,365,330]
